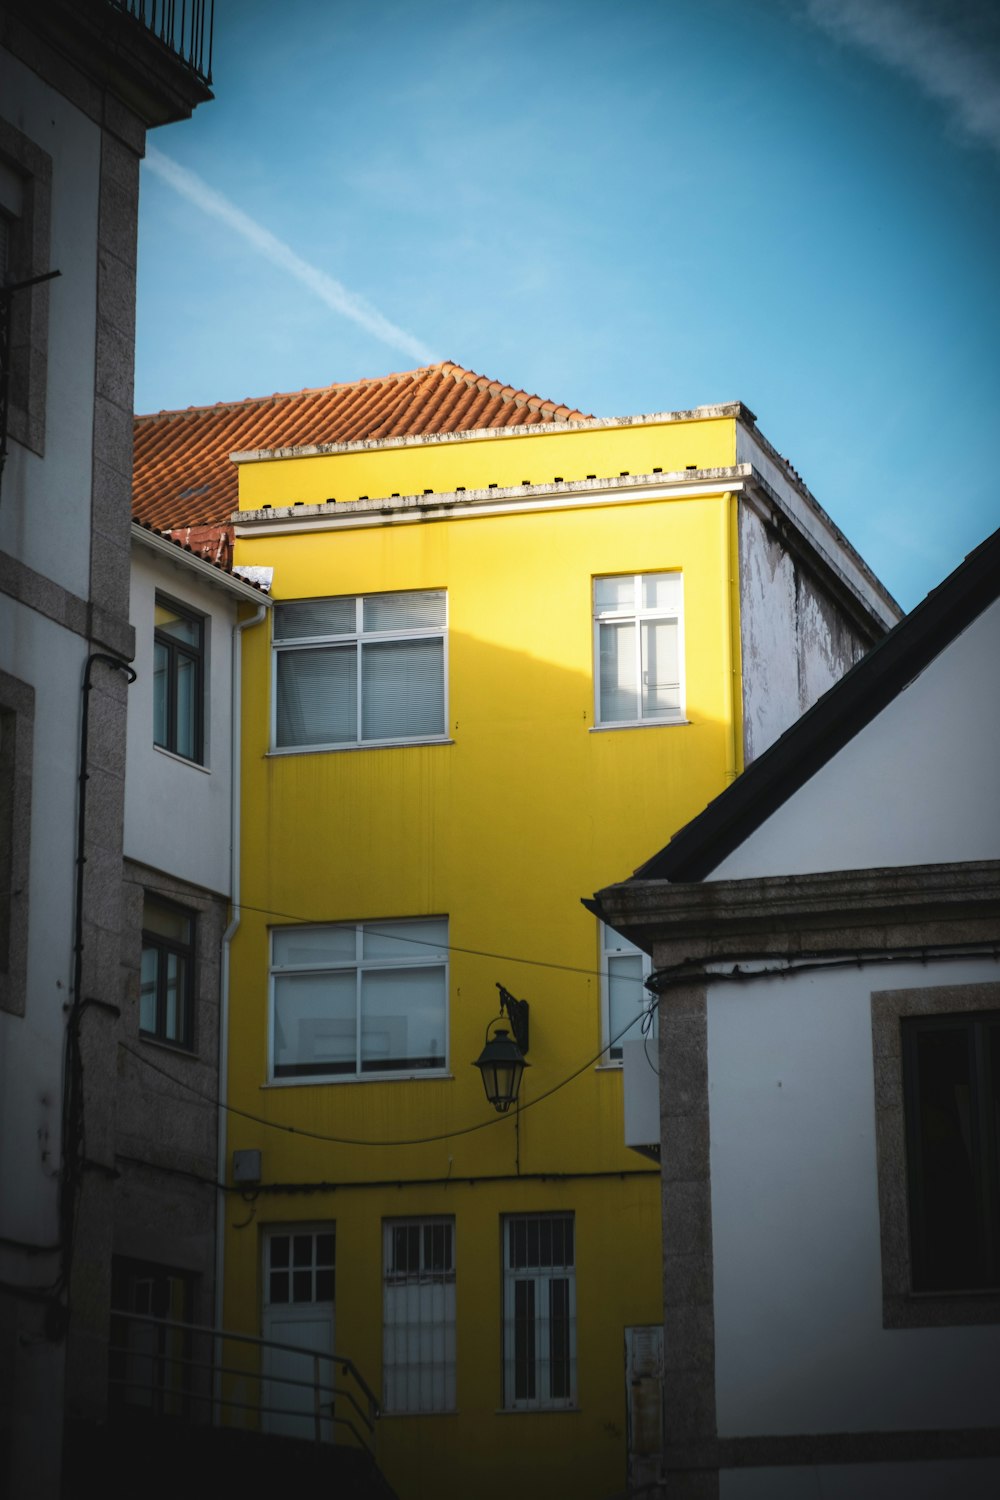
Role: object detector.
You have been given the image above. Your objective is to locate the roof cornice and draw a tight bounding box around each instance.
[230,402,751,466]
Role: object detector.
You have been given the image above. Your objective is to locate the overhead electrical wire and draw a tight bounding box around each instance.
[118,1004,656,1151]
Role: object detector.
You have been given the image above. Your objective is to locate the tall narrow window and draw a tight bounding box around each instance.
[594,573,683,727]
[502,1214,576,1409]
[903,1012,1000,1293]
[600,922,655,1061]
[383,1218,456,1413]
[140,896,195,1049]
[273,591,447,751]
[154,597,204,763]
[270,918,448,1081]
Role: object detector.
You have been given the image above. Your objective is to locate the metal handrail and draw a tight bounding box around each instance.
[108,1310,380,1451]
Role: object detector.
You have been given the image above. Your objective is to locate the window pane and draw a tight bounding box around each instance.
[360,966,445,1070]
[594,576,636,613]
[549,1278,571,1398]
[513,1279,535,1400]
[910,1024,980,1290]
[363,592,445,633]
[164,952,181,1041]
[274,598,356,640]
[273,971,356,1075]
[609,952,646,1052]
[599,621,637,722]
[641,619,680,716]
[641,573,681,611]
[140,947,158,1033]
[362,919,448,962]
[361,639,444,742]
[273,926,357,968]
[175,654,197,760]
[153,641,168,747]
[276,646,356,747]
[155,604,201,646]
[143,902,192,944]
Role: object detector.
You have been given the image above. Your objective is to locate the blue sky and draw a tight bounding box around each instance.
[134,0,1000,610]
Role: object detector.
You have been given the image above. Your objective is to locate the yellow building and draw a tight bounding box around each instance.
[135,363,899,1500]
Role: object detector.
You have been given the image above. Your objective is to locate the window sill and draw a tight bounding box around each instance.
[139,1032,198,1059]
[263,1070,454,1088]
[154,744,210,773]
[267,737,454,756]
[594,1060,624,1071]
[496,1405,580,1415]
[589,719,689,733]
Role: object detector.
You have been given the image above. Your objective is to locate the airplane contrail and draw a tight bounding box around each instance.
[145,144,440,365]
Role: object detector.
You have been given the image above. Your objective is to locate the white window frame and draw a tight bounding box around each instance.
[271,590,448,752]
[599,921,655,1064]
[502,1213,576,1411]
[592,572,685,728]
[268,918,449,1084]
[382,1217,456,1414]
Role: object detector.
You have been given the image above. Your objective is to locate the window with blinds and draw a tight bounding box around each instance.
[270,918,449,1081]
[273,591,447,750]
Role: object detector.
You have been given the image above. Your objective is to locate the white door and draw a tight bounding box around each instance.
[261,1227,335,1439]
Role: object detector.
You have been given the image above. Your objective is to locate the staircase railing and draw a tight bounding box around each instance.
[108,1310,380,1454]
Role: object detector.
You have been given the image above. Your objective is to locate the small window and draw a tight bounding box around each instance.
[154,597,205,763]
[272,591,447,751]
[383,1218,456,1413]
[140,896,195,1049]
[270,918,449,1081]
[903,1012,1000,1293]
[594,572,684,727]
[600,922,655,1062]
[265,1229,336,1306]
[0,121,52,455]
[502,1213,576,1410]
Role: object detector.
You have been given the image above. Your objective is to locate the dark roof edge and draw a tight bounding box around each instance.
[635,527,1000,884]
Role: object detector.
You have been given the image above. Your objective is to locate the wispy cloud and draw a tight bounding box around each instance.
[805,0,1000,156]
[144,145,440,365]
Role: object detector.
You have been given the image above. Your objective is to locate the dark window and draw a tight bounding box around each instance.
[109,1256,195,1417]
[503,1213,576,1408]
[266,1230,335,1305]
[154,597,204,762]
[903,1012,1000,1293]
[140,896,194,1048]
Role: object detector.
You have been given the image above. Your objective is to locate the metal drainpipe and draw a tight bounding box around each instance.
[214,602,267,1406]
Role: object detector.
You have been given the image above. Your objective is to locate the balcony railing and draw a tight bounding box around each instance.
[108,1310,381,1454]
[108,0,214,85]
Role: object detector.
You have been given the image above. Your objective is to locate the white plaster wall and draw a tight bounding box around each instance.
[738,503,869,761]
[707,956,1000,1439]
[124,548,238,895]
[0,606,85,1247]
[714,598,1000,879]
[0,52,99,600]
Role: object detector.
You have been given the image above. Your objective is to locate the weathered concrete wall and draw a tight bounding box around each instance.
[738,500,871,761]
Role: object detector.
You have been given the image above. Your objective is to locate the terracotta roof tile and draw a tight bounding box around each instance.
[133,362,592,534]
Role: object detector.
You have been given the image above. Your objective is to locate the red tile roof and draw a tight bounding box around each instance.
[133,361,593,535]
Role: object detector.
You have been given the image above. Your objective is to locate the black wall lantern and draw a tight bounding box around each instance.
[473,983,530,1113]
